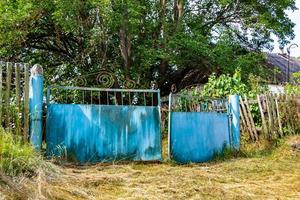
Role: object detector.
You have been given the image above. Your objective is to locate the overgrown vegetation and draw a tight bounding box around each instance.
[0,0,296,93]
[0,128,42,176]
[1,135,299,200]
[285,72,300,94]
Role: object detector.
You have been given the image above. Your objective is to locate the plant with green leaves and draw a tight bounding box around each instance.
[0,128,43,176]
[285,72,300,94]
[0,0,296,93]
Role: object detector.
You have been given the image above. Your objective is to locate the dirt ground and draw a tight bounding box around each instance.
[1,136,300,200]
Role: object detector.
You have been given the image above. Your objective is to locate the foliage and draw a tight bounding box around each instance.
[0,128,42,176]
[198,70,266,98]
[285,72,300,94]
[200,70,247,98]
[0,0,296,91]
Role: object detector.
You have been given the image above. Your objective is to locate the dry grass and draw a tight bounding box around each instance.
[1,136,300,200]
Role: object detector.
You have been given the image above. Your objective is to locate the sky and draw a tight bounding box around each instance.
[272,0,300,57]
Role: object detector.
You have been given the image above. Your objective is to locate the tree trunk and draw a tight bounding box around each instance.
[159,0,168,75]
[119,26,131,73]
[174,0,184,25]
[118,2,132,74]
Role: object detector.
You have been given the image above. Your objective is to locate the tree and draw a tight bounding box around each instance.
[0,0,297,93]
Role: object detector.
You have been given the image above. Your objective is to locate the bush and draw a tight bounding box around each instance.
[285,72,300,94]
[0,128,42,176]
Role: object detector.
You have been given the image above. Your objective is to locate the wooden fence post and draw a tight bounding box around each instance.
[257,95,268,137]
[240,96,255,141]
[24,64,30,141]
[5,62,13,130]
[275,95,283,137]
[15,63,21,136]
[244,95,258,141]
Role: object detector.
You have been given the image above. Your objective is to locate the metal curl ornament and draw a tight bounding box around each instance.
[96,70,115,88]
[171,84,177,93]
[124,79,136,89]
[75,77,87,86]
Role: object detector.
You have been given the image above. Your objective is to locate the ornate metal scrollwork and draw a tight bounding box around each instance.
[75,77,88,86]
[72,68,139,89]
[96,70,115,88]
[124,79,136,89]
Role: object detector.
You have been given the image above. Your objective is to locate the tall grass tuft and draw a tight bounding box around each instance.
[0,128,42,176]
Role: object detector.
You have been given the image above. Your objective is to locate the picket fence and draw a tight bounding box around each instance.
[0,61,30,140]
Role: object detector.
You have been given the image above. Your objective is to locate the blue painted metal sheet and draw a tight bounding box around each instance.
[46,104,162,163]
[170,112,230,163]
[29,74,44,150]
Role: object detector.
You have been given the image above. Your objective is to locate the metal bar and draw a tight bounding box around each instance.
[47,85,159,93]
[91,90,93,104]
[129,92,131,105]
[157,90,161,107]
[46,87,50,105]
[121,91,123,105]
[65,89,67,104]
[144,92,146,106]
[98,91,100,105]
[106,91,109,105]
[151,93,153,106]
[168,93,172,159]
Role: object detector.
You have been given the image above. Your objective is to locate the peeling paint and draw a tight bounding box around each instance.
[46,104,162,163]
[170,112,230,163]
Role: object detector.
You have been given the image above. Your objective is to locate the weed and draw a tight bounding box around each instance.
[0,127,42,176]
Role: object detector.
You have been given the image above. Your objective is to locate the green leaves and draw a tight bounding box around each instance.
[200,69,265,98]
[0,0,296,91]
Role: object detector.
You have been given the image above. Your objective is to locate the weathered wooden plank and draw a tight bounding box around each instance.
[244,95,258,141]
[272,94,278,136]
[15,63,21,136]
[247,99,258,104]
[265,94,274,140]
[5,62,13,130]
[257,95,268,137]
[23,64,30,141]
[275,95,283,137]
[239,96,255,141]
[239,104,248,134]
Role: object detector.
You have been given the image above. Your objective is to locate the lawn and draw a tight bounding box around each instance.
[1,136,300,200]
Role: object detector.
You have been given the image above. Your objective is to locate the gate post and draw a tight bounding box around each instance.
[29,64,44,150]
[229,95,240,150]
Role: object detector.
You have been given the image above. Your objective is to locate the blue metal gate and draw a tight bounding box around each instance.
[168,94,238,163]
[46,86,162,163]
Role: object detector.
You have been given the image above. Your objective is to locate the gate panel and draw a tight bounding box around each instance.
[170,112,230,163]
[168,94,232,163]
[46,86,162,163]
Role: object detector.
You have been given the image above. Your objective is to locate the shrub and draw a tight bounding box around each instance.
[284,72,300,95]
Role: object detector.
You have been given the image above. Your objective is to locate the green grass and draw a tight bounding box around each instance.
[0,128,299,199]
[0,128,43,176]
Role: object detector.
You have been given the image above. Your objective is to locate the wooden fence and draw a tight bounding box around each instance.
[240,94,300,141]
[0,61,30,141]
